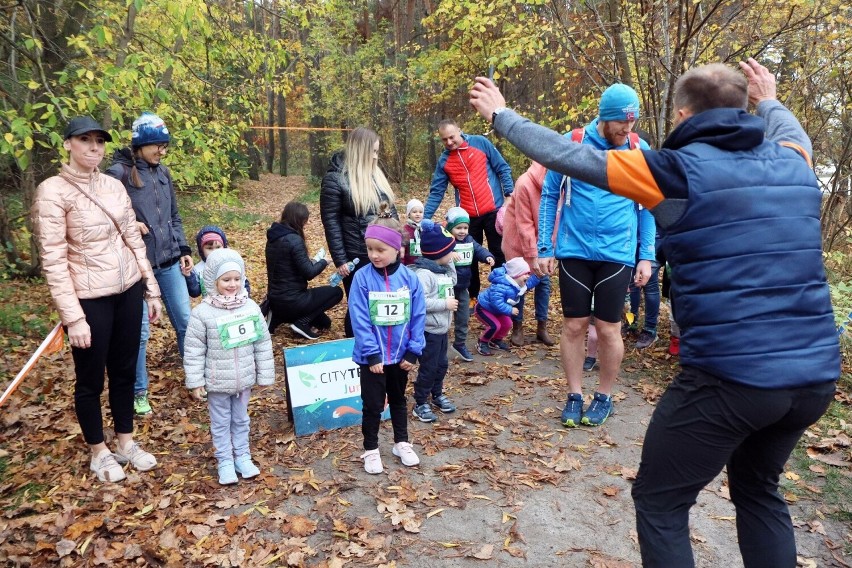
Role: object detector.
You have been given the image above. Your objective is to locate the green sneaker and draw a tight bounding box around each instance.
[134,392,152,416]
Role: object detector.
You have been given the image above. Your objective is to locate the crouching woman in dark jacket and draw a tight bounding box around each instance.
[266,202,343,339]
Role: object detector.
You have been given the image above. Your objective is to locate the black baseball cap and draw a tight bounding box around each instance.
[63,116,112,142]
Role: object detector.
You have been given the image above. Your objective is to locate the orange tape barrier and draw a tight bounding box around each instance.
[0,323,64,408]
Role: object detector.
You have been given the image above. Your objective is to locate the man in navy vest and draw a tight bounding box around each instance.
[424,119,514,299]
[470,59,839,568]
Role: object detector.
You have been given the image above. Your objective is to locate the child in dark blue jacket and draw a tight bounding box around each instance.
[349,207,426,474]
[445,207,495,362]
[474,257,539,356]
[186,226,251,298]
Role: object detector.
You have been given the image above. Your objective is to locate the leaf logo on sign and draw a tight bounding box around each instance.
[299,370,316,388]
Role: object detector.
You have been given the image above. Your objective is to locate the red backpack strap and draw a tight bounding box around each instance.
[628,132,639,149]
[571,128,584,143]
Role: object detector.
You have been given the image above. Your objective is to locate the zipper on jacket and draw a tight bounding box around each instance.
[95,174,126,291]
[384,267,392,365]
[457,150,481,217]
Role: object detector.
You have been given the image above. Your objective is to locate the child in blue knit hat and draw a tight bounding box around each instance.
[185,226,251,298]
[409,220,458,423]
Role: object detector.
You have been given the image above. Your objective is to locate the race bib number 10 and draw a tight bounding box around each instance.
[455,242,474,266]
[369,290,411,326]
[216,312,263,349]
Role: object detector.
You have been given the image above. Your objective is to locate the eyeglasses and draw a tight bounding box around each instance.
[156,143,169,152]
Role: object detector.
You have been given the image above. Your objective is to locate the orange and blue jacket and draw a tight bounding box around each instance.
[495,102,839,389]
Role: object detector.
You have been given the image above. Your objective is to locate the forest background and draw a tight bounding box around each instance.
[0,2,851,565]
[1,0,851,284]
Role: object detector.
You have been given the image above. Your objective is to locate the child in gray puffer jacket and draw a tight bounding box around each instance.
[183,248,275,485]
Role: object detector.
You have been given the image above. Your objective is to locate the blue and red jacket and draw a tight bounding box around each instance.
[350,259,425,367]
[425,134,514,219]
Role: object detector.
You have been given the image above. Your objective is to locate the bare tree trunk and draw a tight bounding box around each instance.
[103,3,138,130]
[278,91,287,176]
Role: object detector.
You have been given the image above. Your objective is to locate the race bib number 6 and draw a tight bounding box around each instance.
[216,312,263,349]
[369,290,411,326]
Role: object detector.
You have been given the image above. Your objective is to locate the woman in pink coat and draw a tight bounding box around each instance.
[500,162,555,346]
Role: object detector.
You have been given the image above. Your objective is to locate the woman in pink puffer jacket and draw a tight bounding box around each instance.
[31,116,163,484]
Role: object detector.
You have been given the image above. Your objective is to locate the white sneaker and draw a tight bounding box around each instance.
[114,441,157,472]
[392,442,420,467]
[90,449,126,483]
[360,449,383,474]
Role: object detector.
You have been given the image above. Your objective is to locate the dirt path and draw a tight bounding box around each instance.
[0,174,847,567]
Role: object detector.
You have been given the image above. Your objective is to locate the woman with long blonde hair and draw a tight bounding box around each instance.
[320,127,398,337]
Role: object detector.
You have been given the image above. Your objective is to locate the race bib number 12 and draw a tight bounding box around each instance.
[369,290,411,326]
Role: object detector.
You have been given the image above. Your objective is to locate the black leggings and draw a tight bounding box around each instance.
[70,280,143,445]
[269,285,343,332]
[359,363,409,450]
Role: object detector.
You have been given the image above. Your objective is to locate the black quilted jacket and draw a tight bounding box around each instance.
[319,151,398,267]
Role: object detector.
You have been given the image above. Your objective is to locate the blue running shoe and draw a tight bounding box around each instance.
[476,341,493,356]
[561,393,584,428]
[488,340,511,351]
[432,394,457,413]
[581,392,614,426]
[451,343,474,362]
[582,356,598,372]
[413,403,437,423]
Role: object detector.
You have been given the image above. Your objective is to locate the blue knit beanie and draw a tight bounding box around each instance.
[195,225,229,260]
[599,84,640,122]
[132,112,171,148]
[419,220,457,260]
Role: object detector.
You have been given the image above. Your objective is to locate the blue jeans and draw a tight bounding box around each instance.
[452,286,470,347]
[513,274,551,322]
[629,263,660,333]
[135,262,191,394]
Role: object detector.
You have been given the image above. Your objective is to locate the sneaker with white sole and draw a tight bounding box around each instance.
[114,441,157,471]
[412,403,437,422]
[582,356,598,372]
[90,449,126,483]
[451,343,474,362]
[290,319,319,340]
[392,442,420,467]
[361,449,383,474]
[432,394,456,413]
[234,454,260,479]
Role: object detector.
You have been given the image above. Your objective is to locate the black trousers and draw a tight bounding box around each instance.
[468,210,505,298]
[70,280,143,445]
[413,331,449,405]
[342,256,368,338]
[359,363,409,450]
[631,366,835,568]
[269,285,343,332]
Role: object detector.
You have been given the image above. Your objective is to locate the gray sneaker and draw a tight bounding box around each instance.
[432,394,457,413]
[412,403,437,422]
[583,356,598,371]
[636,330,657,350]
